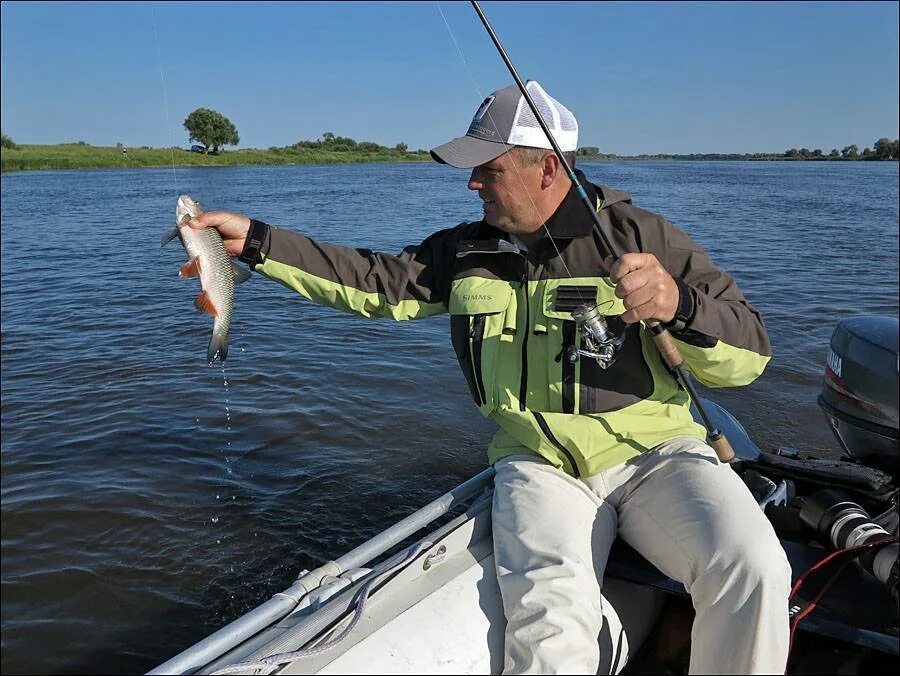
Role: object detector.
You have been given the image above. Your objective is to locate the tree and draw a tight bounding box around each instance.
[1,131,17,150]
[841,144,858,159]
[394,142,408,153]
[861,147,874,159]
[873,137,896,160]
[828,149,840,159]
[183,108,239,153]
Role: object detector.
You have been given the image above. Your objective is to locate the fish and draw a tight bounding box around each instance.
[162,195,251,364]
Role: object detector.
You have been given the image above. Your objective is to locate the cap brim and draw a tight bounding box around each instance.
[430,135,510,168]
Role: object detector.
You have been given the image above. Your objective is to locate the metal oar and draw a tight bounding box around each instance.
[469,0,736,463]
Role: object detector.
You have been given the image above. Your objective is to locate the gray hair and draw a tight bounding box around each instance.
[512,146,576,169]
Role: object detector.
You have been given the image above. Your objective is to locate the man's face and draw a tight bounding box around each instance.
[468,151,545,236]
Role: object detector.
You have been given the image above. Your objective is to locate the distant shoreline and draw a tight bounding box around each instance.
[2,143,897,173]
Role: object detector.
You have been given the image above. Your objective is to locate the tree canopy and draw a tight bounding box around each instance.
[183,108,239,153]
[873,138,899,160]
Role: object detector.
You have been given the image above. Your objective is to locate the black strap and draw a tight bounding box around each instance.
[239,219,271,269]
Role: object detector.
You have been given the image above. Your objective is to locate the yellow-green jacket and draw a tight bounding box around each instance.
[246,172,771,477]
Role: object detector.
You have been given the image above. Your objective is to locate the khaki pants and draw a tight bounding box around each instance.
[492,438,792,675]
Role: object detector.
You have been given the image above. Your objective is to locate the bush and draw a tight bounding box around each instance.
[1,132,18,150]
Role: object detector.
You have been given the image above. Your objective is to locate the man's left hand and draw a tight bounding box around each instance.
[605,253,679,324]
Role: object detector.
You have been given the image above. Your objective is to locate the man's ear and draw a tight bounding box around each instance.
[541,152,562,188]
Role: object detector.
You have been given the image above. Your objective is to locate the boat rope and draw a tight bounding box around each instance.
[210,540,434,675]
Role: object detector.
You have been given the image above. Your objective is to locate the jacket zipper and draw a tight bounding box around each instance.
[519,257,529,411]
[455,241,526,410]
[561,320,576,413]
[469,315,487,406]
[533,412,580,478]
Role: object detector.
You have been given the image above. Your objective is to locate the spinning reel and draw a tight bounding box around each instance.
[569,303,626,370]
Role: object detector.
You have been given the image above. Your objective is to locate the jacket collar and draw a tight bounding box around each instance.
[472,169,632,243]
[542,169,599,239]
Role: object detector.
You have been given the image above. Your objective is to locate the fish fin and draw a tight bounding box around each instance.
[179,257,202,278]
[194,291,219,317]
[231,262,251,284]
[161,227,180,247]
[208,334,228,364]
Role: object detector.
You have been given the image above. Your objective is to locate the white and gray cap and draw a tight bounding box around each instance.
[430,80,578,168]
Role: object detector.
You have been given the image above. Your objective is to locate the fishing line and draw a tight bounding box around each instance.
[151,7,238,513]
[150,5,179,195]
[434,1,583,294]
[436,2,626,370]
[444,1,735,460]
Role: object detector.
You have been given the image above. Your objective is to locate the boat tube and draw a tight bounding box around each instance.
[150,316,899,675]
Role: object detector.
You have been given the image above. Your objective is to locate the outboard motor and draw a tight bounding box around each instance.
[818,316,899,478]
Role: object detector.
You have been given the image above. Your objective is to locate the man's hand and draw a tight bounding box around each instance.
[188,211,252,257]
[605,253,679,324]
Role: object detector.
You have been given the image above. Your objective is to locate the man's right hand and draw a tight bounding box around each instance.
[188,211,251,257]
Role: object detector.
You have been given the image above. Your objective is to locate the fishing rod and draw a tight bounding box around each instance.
[469,0,735,463]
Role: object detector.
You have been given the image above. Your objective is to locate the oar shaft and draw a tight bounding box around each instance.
[469,0,735,463]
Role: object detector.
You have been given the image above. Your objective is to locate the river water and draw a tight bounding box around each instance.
[1,160,898,674]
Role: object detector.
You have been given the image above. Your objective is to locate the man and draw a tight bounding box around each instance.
[188,81,791,675]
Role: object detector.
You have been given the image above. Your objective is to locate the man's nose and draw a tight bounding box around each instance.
[468,169,483,191]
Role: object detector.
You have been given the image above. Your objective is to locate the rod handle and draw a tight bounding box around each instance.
[708,431,736,464]
[647,321,684,369]
[647,322,736,464]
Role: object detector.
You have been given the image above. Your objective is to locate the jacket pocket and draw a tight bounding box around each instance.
[541,282,606,414]
[449,277,514,410]
[540,281,653,414]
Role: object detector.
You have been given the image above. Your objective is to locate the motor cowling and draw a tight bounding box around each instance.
[818,316,899,477]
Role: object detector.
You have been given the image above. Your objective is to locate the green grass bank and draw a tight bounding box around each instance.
[0,143,433,172]
[3,142,897,173]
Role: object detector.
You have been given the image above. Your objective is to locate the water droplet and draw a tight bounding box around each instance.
[211,516,219,523]
[216,494,220,499]
[216,539,221,544]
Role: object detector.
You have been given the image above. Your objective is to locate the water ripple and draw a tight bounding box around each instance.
[1,161,897,674]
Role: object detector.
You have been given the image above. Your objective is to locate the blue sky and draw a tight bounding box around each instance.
[1,1,898,155]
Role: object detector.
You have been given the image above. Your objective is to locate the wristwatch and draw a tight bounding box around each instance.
[663,278,696,333]
[239,219,271,269]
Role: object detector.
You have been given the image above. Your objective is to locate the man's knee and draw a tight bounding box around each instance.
[701,525,791,596]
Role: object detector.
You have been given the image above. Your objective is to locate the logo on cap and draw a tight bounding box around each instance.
[468,95,497,138]
[472,96,495,123]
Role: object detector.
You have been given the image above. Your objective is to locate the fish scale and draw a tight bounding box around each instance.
[163,195,251,363]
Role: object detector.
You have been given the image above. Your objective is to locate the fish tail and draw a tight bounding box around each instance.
[208,333,229,364]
